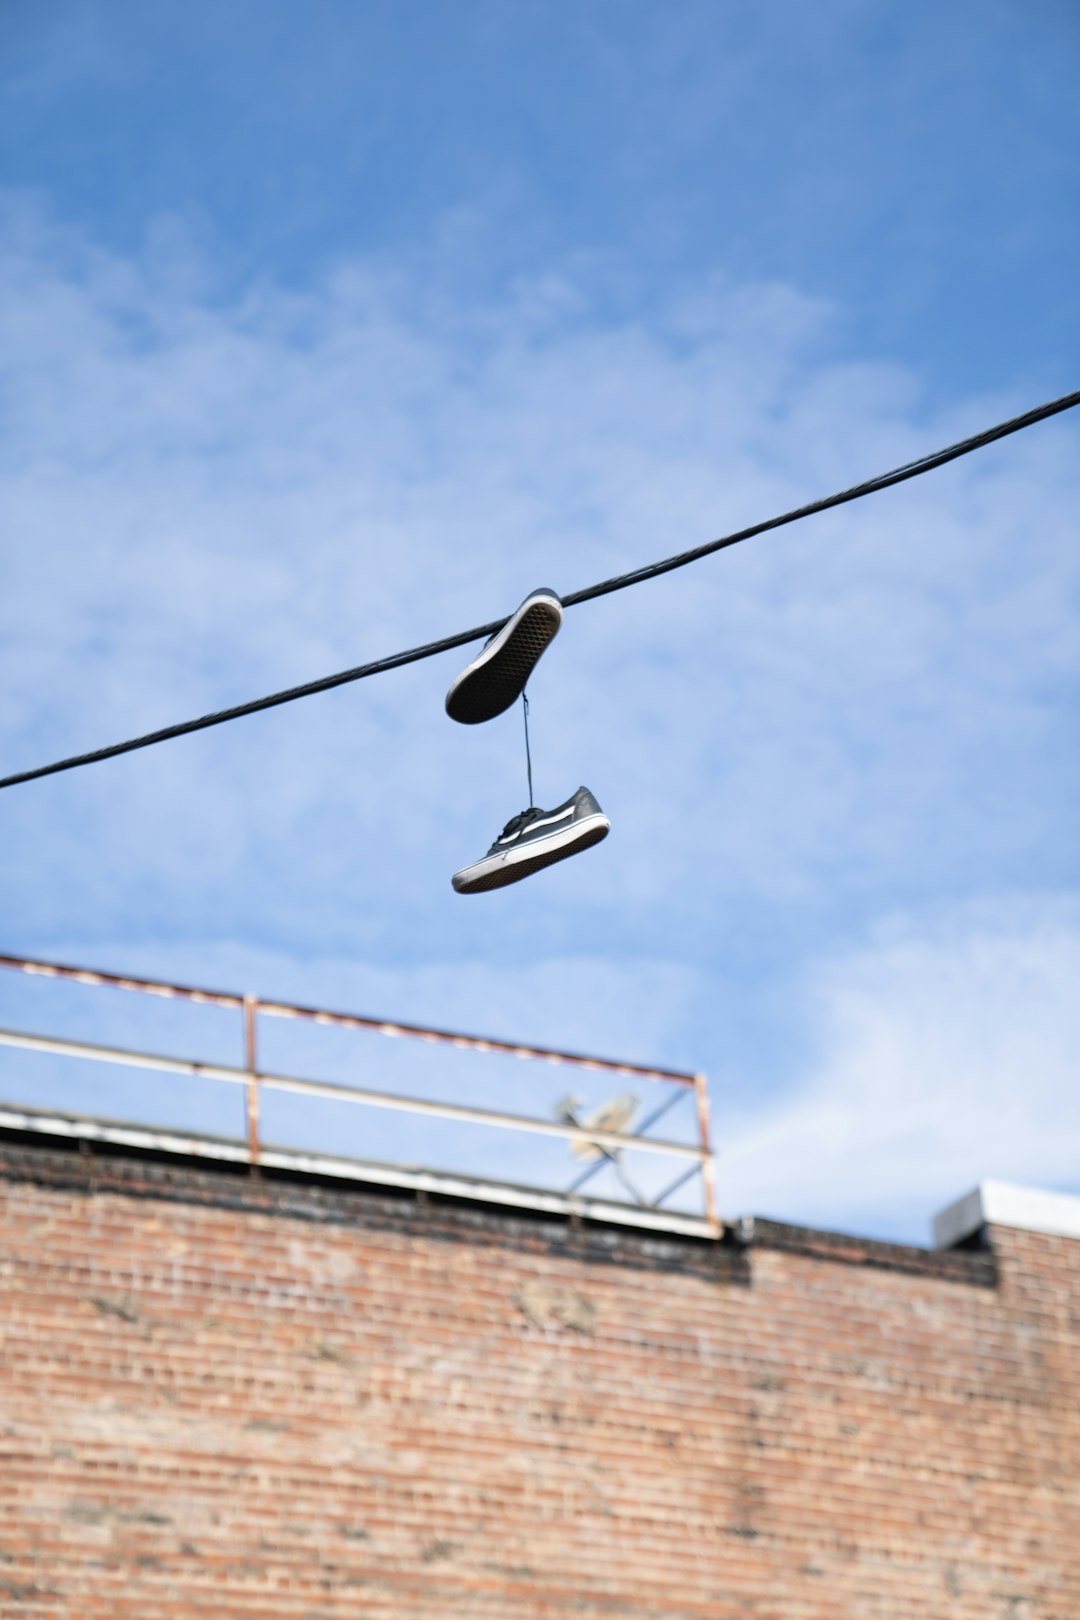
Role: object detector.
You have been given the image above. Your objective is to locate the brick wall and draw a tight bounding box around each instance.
[0,1138,1077,1619]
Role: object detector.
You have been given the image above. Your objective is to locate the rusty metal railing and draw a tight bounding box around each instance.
[0,952,718,1230]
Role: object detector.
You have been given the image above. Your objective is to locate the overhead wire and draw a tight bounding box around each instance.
[1,385,1078,793]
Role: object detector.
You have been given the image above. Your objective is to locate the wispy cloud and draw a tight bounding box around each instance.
[1,198,1076,1238]
[722,896,1080,1239]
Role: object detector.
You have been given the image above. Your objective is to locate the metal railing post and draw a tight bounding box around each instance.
[243,994,260,1172]
[693,1072,720,1232]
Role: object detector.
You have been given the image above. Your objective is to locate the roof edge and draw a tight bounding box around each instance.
[0,1102,719,1243]
[733,1213,995,1285]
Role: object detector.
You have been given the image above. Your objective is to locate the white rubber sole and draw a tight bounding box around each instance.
[452,813,610,894]
[445,590,563,725]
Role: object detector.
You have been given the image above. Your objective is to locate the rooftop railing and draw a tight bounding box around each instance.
[0,952,719,1237]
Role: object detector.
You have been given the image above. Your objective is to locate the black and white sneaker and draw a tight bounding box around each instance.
[452,787,610,894]
[445,588,563,724]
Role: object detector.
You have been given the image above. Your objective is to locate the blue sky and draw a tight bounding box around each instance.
[1,0,1078,1240]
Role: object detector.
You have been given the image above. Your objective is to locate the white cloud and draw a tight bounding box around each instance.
[720,896,1080,1240]
[0,199,1077,1240]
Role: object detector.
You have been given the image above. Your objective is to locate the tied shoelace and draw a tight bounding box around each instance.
[501,803,550,842]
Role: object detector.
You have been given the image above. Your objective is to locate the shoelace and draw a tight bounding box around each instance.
[489,691,539,852]
[522,691,534,808]
[491,806,545,850]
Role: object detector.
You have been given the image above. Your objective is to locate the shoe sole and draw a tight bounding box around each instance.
[446,594,563,724]
[453,815,610,893]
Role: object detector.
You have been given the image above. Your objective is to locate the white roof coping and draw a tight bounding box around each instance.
[934,1180,1080,1249]
[0,1103,720,1242]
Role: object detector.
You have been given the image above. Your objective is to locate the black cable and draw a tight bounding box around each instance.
[561,386,1080,607]
[2,386,1077,793]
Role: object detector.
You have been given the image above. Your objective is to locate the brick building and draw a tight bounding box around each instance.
[1,1123,1077,1620]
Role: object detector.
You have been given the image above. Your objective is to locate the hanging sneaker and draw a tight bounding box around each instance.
[452,787,610,894]
[445,588,563,724]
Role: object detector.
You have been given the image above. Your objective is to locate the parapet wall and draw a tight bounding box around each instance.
[0,1134,1077,1619]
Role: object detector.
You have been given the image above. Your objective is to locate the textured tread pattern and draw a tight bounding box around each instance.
[456,823,609,893]
[447,601,562,724]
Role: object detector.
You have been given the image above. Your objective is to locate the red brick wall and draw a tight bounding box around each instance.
[0,1140,1077,1619]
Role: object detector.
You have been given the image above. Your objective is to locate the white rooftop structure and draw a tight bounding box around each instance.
[934,1180,1080,1249]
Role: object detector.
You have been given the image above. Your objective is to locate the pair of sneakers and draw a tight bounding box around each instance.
[446,589,610,894]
